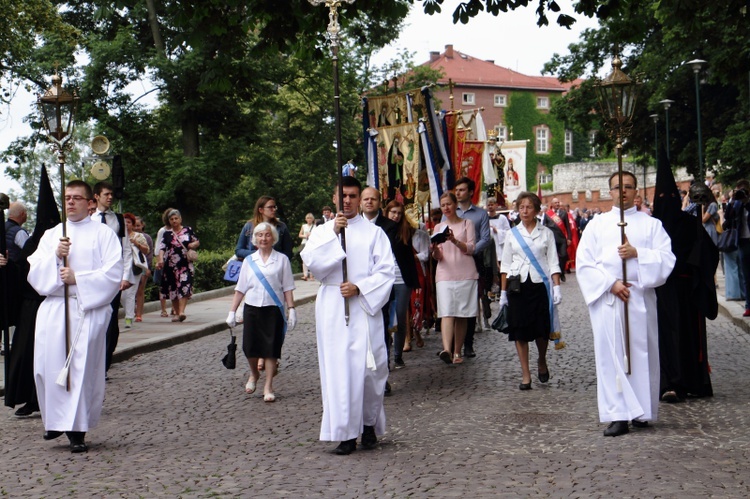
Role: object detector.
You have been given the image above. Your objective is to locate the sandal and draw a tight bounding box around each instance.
[439,351,452,365]
[179,314,186,322]
[160,311,168,318]
[135,316,142,322]
[264,393,276,403]
[171,316,180,322]
[245,377,257,394]
[453,354,464,364]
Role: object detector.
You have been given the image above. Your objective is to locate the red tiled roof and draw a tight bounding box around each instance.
[423,47,569,92]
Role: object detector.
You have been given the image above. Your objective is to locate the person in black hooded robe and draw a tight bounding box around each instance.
[652,148,718,402]
[4,166,61,417]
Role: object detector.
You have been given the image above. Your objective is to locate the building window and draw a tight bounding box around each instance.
[462,93,475,105]
[493,94,507,107]
[589,130,598,157]
[564,130,573,156]
[536,126,549,154]
[495,125,507,142]
[537,96,549,109]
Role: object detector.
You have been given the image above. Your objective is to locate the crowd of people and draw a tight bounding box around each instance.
[0,165,738,454]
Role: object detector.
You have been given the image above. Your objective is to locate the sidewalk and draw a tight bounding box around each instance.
[1,276,321,397]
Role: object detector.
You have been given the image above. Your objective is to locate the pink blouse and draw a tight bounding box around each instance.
[433,219,478,282]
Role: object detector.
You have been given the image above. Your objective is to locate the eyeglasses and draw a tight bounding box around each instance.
[65,195,88,202]
[610,185,636,191]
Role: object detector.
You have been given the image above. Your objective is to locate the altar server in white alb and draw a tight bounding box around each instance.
[577,171,675,438]
[301,176,395,456]
[27,180,123,453]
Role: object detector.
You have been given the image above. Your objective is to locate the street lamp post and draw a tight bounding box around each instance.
[594,53,640,374]
[659,99,674,161]
[310,0,354,325]
[38,70,79,391]
[649,113,658,204]
[686,59,707,181]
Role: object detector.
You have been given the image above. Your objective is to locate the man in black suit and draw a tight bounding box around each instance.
[537,207,568,279]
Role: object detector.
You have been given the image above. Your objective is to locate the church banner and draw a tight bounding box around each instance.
[377,123,419,203]
[475,112,498,186]
[366,93,410,129]
[460,140,485,205]
[500,140,528,204]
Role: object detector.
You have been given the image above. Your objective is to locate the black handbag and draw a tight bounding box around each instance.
[717,227,738,252]
[506,274,521,294]
[221,330,237,369]
[491,305,510,333]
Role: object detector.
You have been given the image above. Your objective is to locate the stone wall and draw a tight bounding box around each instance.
[539,161,693,211]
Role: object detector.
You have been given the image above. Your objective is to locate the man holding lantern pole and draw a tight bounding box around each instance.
[27,180,122,453]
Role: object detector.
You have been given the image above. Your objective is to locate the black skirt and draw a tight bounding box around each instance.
[242,304,285,359]
[506,277,551,342]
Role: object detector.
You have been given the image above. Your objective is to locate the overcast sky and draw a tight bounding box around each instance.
[1,1,600,194]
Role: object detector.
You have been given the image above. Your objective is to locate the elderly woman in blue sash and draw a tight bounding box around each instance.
[499,192,562,391]
[226,222,296,402]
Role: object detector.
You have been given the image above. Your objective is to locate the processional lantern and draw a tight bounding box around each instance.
[594,53,640,375]
[37,69,80,392]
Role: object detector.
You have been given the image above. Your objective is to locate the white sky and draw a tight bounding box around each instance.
[1,1,599,194]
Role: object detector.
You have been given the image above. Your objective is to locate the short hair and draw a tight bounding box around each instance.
[252,221,280,246]
[455,176,475,193]
[340,175,362,193]
[430,208,442,219]
[123,212,137,225]
[167,209,181,219]
[322,206,332,213]
[608,171,638,189]
[93,181,114,196]
[439,191,458,205]
[8,202,27,218]
[736,179,750,191]
[516,191,542,213]
[67,180,93,200]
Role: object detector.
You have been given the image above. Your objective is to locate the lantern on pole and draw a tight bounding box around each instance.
[38,70,80,390]
[594,53,640,374]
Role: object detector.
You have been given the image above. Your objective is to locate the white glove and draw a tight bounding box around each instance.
[499,290,508,308]
[287,308,297,330]
[553,285,562,305]
[225,311,236,328]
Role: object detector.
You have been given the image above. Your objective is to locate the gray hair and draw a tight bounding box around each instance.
[167,209,181,219]
[252,222,279,246]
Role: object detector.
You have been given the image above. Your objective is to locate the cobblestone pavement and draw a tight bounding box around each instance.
[2,274,750,497]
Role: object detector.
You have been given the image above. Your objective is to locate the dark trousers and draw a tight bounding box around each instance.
[381,288,396,367]
[105,291,122,372]
[739,238,750,311]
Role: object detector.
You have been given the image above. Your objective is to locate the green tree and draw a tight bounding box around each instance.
[542,1,750,184]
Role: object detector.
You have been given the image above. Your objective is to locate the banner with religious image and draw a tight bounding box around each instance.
[459,140,485,205]
[377,123,420,203]
[366,94,410,129]
[500,140,528,204]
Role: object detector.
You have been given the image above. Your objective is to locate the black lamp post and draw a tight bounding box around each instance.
[649,113,658,203]
[659,99,674,161]
[38,70,79,391]
[686,59,707,180]
[595,53,640,374]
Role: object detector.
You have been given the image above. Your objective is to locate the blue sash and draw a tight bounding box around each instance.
[246,256,288,337]
[511,226,555,333]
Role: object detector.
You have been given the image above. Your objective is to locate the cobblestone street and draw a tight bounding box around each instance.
[3,274,750,497]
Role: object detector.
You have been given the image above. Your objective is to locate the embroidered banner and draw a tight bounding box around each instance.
[500,140,528,204]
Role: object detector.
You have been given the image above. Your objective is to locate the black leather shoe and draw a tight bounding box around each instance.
[464,347,476,358]
[361,425,377,450]
[631,419,649,428]
[66,431,87,453]
[519,382,532,391]
[43,431,63,440]
[15,403,38,417]
[384,381,392,396]
[538,370,550,383]
[603,421,629,437]
[333,438,357,455]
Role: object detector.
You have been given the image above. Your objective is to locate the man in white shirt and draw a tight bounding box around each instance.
[92,181,135,374]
